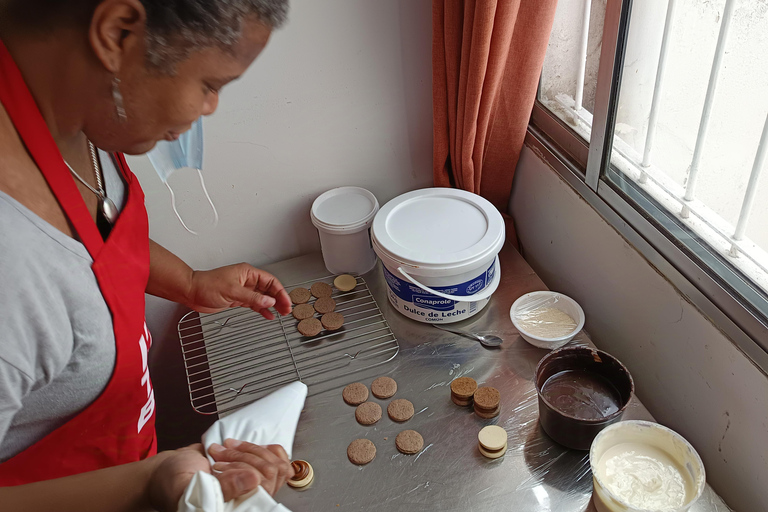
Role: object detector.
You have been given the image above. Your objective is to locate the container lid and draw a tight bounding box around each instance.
[371,188,504,270]
[311,187,379,234]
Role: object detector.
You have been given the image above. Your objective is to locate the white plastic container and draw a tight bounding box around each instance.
[371,188,504,323]
[311,187,379,275]
[510,291,585,349]
[590,421,706,512]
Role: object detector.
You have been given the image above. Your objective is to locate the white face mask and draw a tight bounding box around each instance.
[147,117,218,235]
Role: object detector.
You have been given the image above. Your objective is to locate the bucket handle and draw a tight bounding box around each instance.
[396,256,501,303]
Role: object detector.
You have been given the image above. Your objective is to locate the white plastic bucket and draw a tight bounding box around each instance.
[371,188,505,324]
[311,186,380,275]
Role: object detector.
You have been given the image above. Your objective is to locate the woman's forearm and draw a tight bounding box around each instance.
[0,452,170,512]
[146,239,195,307]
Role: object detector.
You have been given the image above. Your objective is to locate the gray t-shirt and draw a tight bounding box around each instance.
[0,151,127,461]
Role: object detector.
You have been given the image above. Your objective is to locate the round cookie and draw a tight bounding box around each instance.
[321,312,344,331]
[347,438,376,465]
[371,376,397,399]
[291,303,315,320]
[310,282,333,298]
[342,382,369,405]
[478,441,507,459]
[314,296,336,314]
[473,386,500,410]
[395,430,424,454]
[355,402,382,425]
[478,425,508,451]
[287,460,314,488]
[387,399,414,422]
[334,274,357,292]
[289,287,311,305]
[297,318,322,337]
[450,377,478,400]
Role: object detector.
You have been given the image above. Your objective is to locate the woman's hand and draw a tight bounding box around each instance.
[208,439,295,496]
[148,440,294,511]
[187,263,292,319]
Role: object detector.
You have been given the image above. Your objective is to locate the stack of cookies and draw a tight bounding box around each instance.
[449,377,478,406]
[472,387,501,419]
[449,377,501,419]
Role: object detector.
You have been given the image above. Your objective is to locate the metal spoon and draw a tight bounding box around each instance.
[431,324,504,348]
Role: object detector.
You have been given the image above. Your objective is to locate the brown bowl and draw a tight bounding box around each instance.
[534,346,634,450]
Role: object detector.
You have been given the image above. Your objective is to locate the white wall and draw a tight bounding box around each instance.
[128,0,433,271]
[510,145,768,511]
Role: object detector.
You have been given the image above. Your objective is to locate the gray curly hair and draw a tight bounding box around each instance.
[142,0,289,71]
[2,0,289,72]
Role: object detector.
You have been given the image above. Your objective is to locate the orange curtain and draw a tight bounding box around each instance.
[433,0,558,212]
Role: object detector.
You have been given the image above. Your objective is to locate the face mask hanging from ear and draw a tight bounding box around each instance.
[147,117,218,235]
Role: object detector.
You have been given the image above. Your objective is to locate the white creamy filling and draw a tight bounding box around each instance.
[517,307,577,337]
[597,443,693,509]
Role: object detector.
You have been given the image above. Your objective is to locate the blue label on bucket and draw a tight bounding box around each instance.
[382,261,495,311]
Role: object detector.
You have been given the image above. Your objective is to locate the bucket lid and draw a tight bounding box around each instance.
[371,188,504,270]
[311,187,379,234]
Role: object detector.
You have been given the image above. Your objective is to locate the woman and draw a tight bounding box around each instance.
[0,0,295,509]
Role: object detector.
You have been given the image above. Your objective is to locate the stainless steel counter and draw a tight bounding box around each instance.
[261,247,730,511]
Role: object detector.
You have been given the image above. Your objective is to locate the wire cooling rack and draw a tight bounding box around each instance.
[178,275,399,416]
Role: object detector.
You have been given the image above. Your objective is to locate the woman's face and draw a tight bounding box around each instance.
[85,14,272,155]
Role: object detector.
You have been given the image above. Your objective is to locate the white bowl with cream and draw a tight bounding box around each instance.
[589,420,706,512]
[510,291,585,349]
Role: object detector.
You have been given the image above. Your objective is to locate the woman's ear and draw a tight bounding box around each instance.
[89,0,147,73]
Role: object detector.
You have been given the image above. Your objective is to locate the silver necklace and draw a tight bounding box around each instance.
[64,141,119,225]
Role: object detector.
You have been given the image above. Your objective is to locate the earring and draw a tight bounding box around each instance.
[112,76,127,122]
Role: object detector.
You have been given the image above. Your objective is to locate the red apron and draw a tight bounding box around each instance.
[0,40,157,484]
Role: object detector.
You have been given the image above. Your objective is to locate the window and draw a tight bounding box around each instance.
[533,0,768,371]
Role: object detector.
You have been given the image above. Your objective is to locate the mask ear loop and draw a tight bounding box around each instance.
[164,168,219,235]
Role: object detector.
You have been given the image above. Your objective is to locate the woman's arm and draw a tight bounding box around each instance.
[146,240,292,319]
[0,441,293,512]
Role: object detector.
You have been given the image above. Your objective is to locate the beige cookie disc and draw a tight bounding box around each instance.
[355,402,382,425]
[342,382,369,405]
[289,287,311,305]
[387,399,415,422]
[287,460,314,488]
[395,430,424,454]
[347,438,376,465]
[321,312,344,331]
[314,296,336,314]
[333,274,357,292]
[478,441,507,459]
[297,318,322,337]
[371,376,397,399]
[478,425,508,451]
[310,281,333,298]
[291,303,315,320]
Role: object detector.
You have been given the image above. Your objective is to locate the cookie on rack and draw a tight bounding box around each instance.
[292,303,315,320]
[333,274,357,292]
[314,296,336,314]
[310,282,333,298]
[297,318,322,337]
[289,287,311,305]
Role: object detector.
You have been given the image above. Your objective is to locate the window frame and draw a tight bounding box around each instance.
[529,0,768,374]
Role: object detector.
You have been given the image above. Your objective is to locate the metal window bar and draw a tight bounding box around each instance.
[729,114,768,257]
[573,0,592,114]
[640,0,676,181]
[681,0,736,217]
[178,275,399,416]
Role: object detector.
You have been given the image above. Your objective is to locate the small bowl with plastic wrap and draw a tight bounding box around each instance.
[510,291,585,349]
